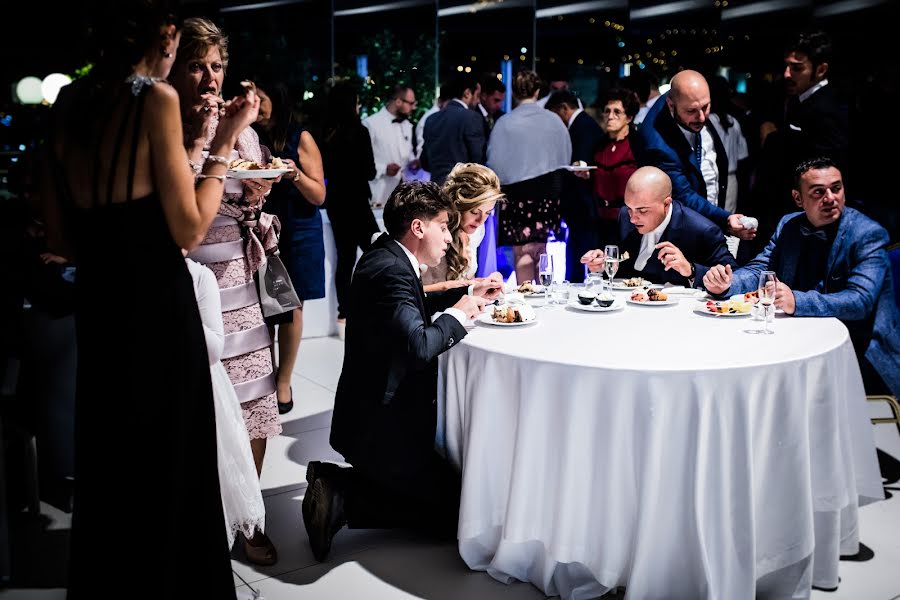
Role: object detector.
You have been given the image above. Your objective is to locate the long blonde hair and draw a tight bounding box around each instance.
[442,163,505,280]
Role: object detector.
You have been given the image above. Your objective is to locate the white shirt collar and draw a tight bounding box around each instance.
[478,103,488,118]
[634,203,674,271]
[394,240,426,278]
[649,203,673,238]
[567,108,584,129]
[799,78,828,103]
[452,98,469,109]
[679,123,700,148]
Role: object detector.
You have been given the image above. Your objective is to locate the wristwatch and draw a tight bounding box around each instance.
[687,263,697,288]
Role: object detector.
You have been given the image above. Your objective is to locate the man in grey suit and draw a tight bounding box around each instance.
[421,72,485,185]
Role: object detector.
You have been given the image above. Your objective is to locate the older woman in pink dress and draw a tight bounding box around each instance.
[171,17,282,566]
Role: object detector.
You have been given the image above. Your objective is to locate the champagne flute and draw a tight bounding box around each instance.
[538,253,553,304]
[604,245,619,294]
[757,271,777,335]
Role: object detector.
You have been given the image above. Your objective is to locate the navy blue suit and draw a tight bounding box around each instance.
[563,111,605,282]
[617,202,737,286]
[635,92,731,230]
[421,101,486,185]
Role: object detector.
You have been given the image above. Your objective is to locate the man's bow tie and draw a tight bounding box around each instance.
[392,116,408,123]
[800,225,828,240]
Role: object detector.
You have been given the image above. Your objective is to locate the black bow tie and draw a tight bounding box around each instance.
[799,225,828,240]
[392,116,408,124]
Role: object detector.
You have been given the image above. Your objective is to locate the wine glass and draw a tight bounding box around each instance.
[603,245,619,294]
[538,253,553,304]
[756,271,777,334]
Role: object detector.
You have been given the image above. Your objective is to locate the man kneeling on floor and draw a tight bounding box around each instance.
[303,181,503,561]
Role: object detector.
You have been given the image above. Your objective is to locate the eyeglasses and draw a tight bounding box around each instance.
[399,98,417,107]
[603,107,625,116]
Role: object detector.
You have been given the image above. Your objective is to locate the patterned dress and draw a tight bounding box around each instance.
[188,124,282,440]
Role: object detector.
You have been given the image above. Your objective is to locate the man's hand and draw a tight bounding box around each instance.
[453,295,487,320]
[386,163,402,177]
[408,159,421,172]
[703,264,733,295]
[40,252,68,265]
[580,249,605,273]
[772,281,796,315]
[472,278,503,300]
[654,241,692,277]
[727,214,757,241]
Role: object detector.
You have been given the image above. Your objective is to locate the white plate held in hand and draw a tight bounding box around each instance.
[227,168,292,179]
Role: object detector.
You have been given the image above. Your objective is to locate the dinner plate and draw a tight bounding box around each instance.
[476,312,538,327]
[227,168,292,179]
[626,297,680,307]
[693,305,751,317]
[562,165,597,172]
[609,279,662,291]
[567,299,625,312]
[662,285,708,298]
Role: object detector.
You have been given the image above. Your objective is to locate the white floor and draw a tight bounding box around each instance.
[3,336,900,600]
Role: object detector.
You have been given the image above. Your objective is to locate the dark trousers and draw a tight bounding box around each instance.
[344,451,461,537]
[565,225,600,283]
[330,204,380,319]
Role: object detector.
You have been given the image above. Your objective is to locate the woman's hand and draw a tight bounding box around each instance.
[242,177,274,205]
[184,93,223,150]
[283,158,301,183]
[213,93,261,147]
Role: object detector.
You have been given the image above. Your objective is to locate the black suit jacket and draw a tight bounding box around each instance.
[330,235,468,478]
[616,201,737,286]
[561,111,605,225]
[784,84,849,176]
[421,100,486,185]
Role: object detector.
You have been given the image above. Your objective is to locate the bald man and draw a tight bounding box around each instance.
[635,70,756,242]
[582,166,736,287]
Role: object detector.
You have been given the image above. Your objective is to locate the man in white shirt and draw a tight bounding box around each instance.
[363,84,419,207]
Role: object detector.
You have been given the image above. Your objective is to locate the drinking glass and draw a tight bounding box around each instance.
[756,271,777,334]
[603,245,619,294]
[538,254,553,304]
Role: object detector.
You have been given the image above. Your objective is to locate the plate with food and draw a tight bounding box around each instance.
[568,291,624,312]
[695,299,752,317]
[626,289,679,306]
[227,156,292,179]
[477,303,538,327]
[729,292,784,315]
[516,281,546,297]
[610,277,662,291]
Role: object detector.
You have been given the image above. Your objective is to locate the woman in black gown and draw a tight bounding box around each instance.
[39,2,260,596]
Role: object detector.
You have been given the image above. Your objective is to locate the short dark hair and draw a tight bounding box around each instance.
[787,30,833,71]
[383,181,454,238]
[390,84,413,102]
[440,73,479,101]
[604,88,641,119]
[793,157,840,189]
[544,89,579,112]
[480,75,506,97]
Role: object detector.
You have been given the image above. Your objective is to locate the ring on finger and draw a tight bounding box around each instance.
[256,183,262,190]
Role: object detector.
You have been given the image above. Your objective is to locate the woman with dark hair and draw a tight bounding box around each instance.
[593,87,640,246]
[320,82,378,338]
[253,81,326,414]
[39,1,258,596]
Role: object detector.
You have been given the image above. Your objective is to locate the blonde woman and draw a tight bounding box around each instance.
[423,162,505,292]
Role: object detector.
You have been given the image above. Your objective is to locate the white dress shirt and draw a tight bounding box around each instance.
[634,94,660,126]
[394,240,467,325]
[799,79,828,103]
[566,108,584,129]
[679,125,719,207]
[363,106,416,206]
[634,203,673,271]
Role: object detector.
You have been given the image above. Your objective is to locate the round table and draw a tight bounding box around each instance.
[437,289,883,600]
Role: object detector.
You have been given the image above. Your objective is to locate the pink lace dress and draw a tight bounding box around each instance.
[188,125,282,440]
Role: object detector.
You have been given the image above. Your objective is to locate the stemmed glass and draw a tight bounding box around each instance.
[756,271,777,334]
[538,253,553,304]
[603,245,619,294]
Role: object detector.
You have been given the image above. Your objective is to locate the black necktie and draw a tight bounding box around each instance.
[799,225,828,241]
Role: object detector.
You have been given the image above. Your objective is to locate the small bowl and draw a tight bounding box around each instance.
[577,292,597,305]
[596,294,615,308]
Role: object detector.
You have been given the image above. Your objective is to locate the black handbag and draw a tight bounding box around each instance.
[257,253,302,317]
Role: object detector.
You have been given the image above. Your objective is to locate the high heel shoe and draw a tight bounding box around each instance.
[278,386,293,415]
[244,531,278,566]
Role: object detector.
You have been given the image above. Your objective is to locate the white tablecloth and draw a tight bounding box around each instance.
[437,292,884,600]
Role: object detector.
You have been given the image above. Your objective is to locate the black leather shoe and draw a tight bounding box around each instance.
[277,387,294,415]
[303,475,346,562]
[306,460,347,487]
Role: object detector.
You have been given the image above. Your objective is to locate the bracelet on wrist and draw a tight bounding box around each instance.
[189,160,202,174]
[205,154,229,167]
[197,174,226,183]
